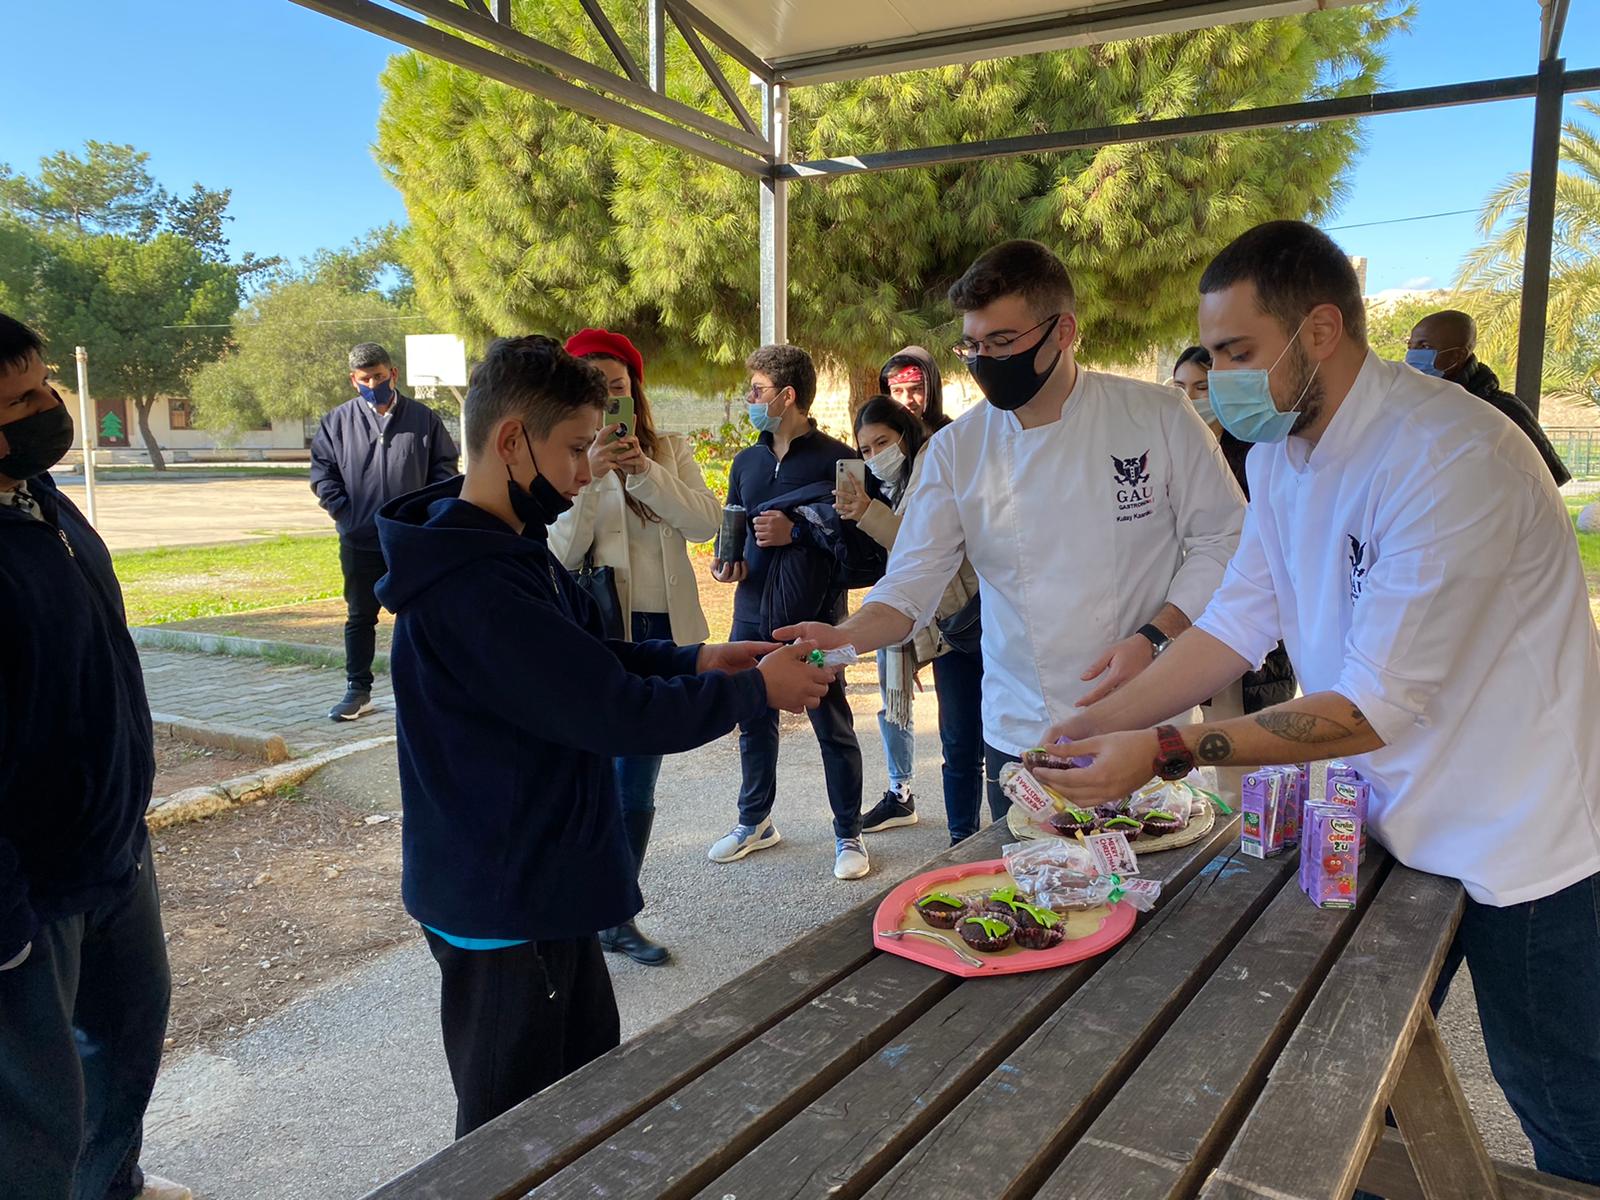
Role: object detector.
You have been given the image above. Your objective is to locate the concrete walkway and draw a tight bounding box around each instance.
[140,647,395,754]
[135,675,1535,1200]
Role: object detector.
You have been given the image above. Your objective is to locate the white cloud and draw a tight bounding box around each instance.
[1401,275,1436,289]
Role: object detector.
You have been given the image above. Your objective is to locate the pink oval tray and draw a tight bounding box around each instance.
[873,857,1137,979]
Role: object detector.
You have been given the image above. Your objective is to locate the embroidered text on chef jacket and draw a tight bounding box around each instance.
[868,367,1245,755]
[1196,351,1600,906]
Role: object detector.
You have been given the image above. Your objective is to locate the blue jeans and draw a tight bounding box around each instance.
[875,648,915,790]
[0,841,170,1200]
[732,616,863,840]
[1430,871,1600,1185]
[931,648,985,842]
[613,611,672,816]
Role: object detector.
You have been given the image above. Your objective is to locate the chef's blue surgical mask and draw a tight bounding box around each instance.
[1209,317,1319,444]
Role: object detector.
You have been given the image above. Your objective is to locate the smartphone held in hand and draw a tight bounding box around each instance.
[836,458,866,493]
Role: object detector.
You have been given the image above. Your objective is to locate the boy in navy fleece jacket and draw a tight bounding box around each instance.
[375,335,830,1137]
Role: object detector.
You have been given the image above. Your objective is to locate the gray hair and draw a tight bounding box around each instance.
[348,342,392,371]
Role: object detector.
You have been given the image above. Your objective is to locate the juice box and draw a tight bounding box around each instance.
[1327,777,1371,863]
[1240,770,1285,858]
[1277,764,1304,848]
[1301,803,1360,909]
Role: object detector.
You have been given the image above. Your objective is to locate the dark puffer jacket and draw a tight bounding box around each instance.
[1456,359,1571,486]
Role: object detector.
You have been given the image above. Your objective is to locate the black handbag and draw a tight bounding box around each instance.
[573,552,625,640]
[936,590,982,656]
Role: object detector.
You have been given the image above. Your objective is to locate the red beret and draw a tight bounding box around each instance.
[565,328,645,385]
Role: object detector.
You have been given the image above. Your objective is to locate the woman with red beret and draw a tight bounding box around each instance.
[550,329,721,966]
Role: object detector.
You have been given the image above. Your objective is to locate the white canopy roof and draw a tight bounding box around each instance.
[688,0,1364,83]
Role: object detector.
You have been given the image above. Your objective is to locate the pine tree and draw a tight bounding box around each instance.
[376,3,1407,391]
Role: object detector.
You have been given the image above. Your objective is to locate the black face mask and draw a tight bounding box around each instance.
[967,314,1064,412]
[506,425,572,532]
[0,395,74,481]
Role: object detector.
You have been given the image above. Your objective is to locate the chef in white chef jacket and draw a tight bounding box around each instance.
[1040,220,1600,1187]
[776,238,1246,818]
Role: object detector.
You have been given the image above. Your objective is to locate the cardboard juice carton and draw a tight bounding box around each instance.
[1240,770,1284,858]
[1327,777,1371,863]
[1302,803,1360,909]
[1275,764,1304,849]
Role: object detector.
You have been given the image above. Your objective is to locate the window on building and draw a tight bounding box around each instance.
[168,398,194,430]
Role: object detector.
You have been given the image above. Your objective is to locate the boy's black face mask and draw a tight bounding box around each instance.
[506,424,572,532]
[0,393,74,481]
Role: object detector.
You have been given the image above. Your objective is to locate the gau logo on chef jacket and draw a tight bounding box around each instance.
[1348,535,1372,602]
[1112,451,1154,522]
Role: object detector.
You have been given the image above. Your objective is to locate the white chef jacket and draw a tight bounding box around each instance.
[1196,351,1600,906]
[867,367,1245,755]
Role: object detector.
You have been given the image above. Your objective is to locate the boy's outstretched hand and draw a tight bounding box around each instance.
[770,621,851,650]
[757,642,834,713]
[698,641,780,674]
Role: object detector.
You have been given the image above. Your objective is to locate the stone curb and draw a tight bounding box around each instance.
[146,735,397,831]
[150,711,291,765]
[131,625,390,674]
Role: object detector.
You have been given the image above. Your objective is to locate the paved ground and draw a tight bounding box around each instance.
[140,647,395,755]
[54,475,330,552]
[135,671,1534,1200]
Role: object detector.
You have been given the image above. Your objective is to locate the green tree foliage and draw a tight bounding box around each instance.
[0,141,167,236]
[377,3,1407,394]
[1456,99,1600,408]
[189,250,421,434]
[26,233,239,469]
[1364,292,1451,361]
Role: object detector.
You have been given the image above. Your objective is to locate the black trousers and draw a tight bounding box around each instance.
[0,842,170,1200]
[421,929,621,1138]
[339,540,388,691]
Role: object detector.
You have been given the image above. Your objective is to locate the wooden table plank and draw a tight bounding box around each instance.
[1390,1007,1505,1198]
[361,825,1013,1200]
[691,818,1242,1200]
[1361,1129,1600,1200]
[1038,850,1391,1199]
[1198,865,1464,1200]
[528,952,961,1200]
[862,834,1316,1200]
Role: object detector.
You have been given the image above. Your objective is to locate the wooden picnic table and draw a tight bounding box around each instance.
[365,817,1600,1200]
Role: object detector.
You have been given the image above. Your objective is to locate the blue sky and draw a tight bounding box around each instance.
[3,0,1597,294]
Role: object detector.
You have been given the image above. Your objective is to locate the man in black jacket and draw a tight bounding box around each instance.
[310,342,459,721]
[0,314,188,1200]
[1406,310,1572,486]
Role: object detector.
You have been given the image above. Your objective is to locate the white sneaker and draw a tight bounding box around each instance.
[708,817,782,863]
[834,837,870,880]
[138,1176,194,1200]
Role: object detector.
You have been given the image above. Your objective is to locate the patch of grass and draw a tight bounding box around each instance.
[114,534,342,626]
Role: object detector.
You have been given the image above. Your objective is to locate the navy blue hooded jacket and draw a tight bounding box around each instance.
[375,477,768,941]
[725,421,862,629]
[0,473,154,962]
[310,393,460,551]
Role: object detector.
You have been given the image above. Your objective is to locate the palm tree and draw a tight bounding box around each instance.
[1455,99,1600,408]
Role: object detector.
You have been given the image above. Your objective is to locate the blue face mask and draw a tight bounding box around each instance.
[1209,319,1318,444]
[1404,347,1446,377]
[357,378,395,407]
[747,397,781,434]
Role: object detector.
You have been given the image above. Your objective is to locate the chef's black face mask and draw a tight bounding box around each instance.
[0,392,74,481]
[966,314,1064,412]
[506,422,572,531]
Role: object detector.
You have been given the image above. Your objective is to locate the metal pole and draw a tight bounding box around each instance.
[759,82,789,346]
[1514,57,1565,415]
[73,346,97,526]
[648,0,667,93]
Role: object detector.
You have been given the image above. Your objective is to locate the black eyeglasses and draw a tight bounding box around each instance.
[952,314,1063,363]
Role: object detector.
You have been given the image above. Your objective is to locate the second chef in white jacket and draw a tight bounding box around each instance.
[777,240,1245,820]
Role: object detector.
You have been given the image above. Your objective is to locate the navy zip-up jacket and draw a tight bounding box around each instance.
[310,393,459,550]
[0,473,154,962]
[375,477,768,941]
[725,421,862,629]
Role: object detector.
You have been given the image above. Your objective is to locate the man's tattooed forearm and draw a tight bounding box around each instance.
[1196,731,1233,763]
[1253,711,1354,744]
[1351,707,1369,727]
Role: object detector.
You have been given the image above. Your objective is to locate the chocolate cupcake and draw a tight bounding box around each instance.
[914,890,968,929]
[1096,814,1144,841]
[1094,801,1128,819]
[957,913,1017,954]
[981,885,1029,920]
[1022,747,1076,772]
[1048,806,1097,838]
[1140,808,1184,838]
[1012,902,1066,950]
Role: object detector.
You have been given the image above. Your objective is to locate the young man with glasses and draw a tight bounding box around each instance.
[777,240,1245,822]
[708,344,871,879]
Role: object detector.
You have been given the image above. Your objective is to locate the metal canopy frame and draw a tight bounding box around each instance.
[290,0,1588,415]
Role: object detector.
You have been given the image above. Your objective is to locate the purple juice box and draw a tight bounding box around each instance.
[1240,770,1285,858]
[1327,777,1371,863]
[1301,803,1360,909]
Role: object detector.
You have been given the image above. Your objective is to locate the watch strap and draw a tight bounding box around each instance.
[1136,622,1170,653]
[1152,724,1195,781]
